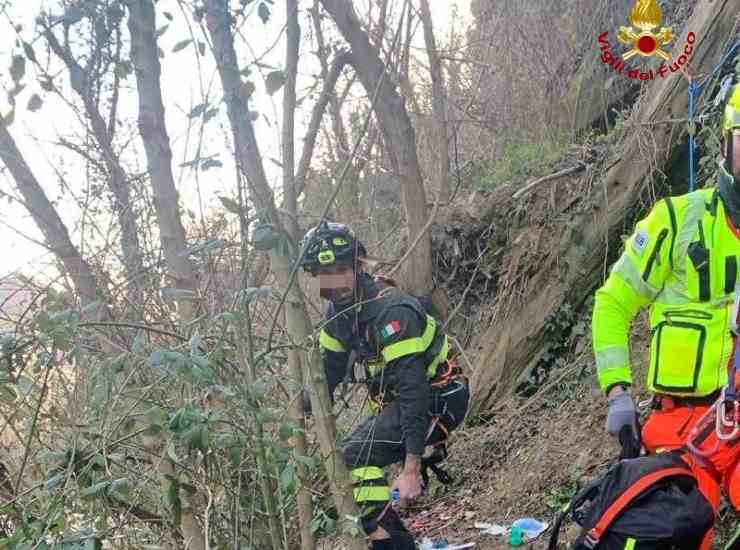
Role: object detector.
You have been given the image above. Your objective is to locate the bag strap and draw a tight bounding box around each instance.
[547,475,605,550]
[584,466,693,548]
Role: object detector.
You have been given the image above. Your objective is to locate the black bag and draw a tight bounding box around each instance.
[548,452,714,550]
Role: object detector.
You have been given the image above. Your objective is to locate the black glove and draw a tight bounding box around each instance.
[618,422,642,459]
[301,390,312,417]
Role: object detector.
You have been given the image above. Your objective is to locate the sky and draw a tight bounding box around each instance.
[0,0,470,285]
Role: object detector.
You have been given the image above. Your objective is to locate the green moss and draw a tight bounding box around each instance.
[475,135,569,190]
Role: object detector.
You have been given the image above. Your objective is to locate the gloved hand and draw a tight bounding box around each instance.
[606,391,641,457]
[301,390,312,417]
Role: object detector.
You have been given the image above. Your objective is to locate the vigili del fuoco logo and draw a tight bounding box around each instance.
[598,0,695,80]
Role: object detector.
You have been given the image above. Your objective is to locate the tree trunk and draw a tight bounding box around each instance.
[125,3,204,549]
[282,2,316,549]
[470,0,740,414]
[204,3,364,548]
[126,0,198,324]
[320,0,434,295]
[0,122,100,305]
[418,0,450,201]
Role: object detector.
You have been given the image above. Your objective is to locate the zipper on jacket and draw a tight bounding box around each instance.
[696,220,711,301]
[642,228,669,282]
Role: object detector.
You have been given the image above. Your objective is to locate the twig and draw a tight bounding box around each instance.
[512,162,585,200]
[443,245,489,330]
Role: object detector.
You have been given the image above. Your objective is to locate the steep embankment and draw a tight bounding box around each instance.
[398,310,740,549]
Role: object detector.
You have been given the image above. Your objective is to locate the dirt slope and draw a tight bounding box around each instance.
[398,312,737,549]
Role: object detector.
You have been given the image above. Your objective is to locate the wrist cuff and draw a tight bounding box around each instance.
[605,382,630,396]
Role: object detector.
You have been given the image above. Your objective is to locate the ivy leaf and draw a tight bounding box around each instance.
[279,422,295,441]
[46,473,66,490]
[280,463,295,491]
[155,24,169,38]
[108,478,130,499]
[265,70,285,95]
[163,11,173,21]
[81,480,111,499]
[39,77,55,92]
[252,223,280,250]
[203,107,219,123]
[0,384,16,403]
[164,476,182,525]
[244,81,256,99]
[26,94,42,112]
[69,64,85,93]
[172,39,192,53]
[294,454,318,470]
[2,108,16,127]
[148,349,165,367]
[200,158,223,171]
[114,60,132,79]
[63,6,85,25]
[22,42,36,64]
[188,103,208,118]
[218,196,242,214]
[10,55,25,83]
[258,2,271,24]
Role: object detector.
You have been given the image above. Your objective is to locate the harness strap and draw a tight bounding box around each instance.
[585,466,693,547]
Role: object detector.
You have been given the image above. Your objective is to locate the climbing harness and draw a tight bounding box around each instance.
[687,38,740,191]
[687,293,740,457]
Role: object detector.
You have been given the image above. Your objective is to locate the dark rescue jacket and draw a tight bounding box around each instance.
[319,274,449,399]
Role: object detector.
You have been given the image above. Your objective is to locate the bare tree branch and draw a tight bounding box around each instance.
[0,122,100,305]
[295,51,351,198]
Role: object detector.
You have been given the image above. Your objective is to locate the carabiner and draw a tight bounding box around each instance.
[686,402,721,458]
[716,390,740,441]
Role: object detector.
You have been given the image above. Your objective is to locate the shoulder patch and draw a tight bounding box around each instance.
[632,229,649,255]
[380,320,401,339]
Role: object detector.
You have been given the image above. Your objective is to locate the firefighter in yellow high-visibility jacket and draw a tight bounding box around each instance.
[592,83,740,550]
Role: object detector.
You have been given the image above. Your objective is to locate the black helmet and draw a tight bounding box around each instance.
[298,222,367,275]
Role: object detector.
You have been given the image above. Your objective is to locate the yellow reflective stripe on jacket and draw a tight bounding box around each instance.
[624,538,636,550]
[595,347,630,373]
[350,466,384,482]
[381,315,436,363]
[596,344,633,391]
[319,329,345,353]
[426,337,450,378]
[611,254,661,301]
[593,274,646,391]
[353,485,390,503]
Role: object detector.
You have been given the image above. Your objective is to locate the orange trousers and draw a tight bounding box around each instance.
[642,402,740,550]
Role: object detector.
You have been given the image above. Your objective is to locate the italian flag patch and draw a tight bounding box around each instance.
[381,320,401,339]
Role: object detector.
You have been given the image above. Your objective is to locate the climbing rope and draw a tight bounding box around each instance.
[687,38,740,191]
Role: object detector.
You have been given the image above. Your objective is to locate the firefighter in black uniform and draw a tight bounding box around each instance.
[299,222,469,550]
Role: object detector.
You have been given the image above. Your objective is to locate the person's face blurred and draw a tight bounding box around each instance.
[318,264,355,303]
[732,131,740,181]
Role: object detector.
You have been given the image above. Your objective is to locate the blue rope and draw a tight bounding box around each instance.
[689,81,698,191]
[688,39,740,191]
